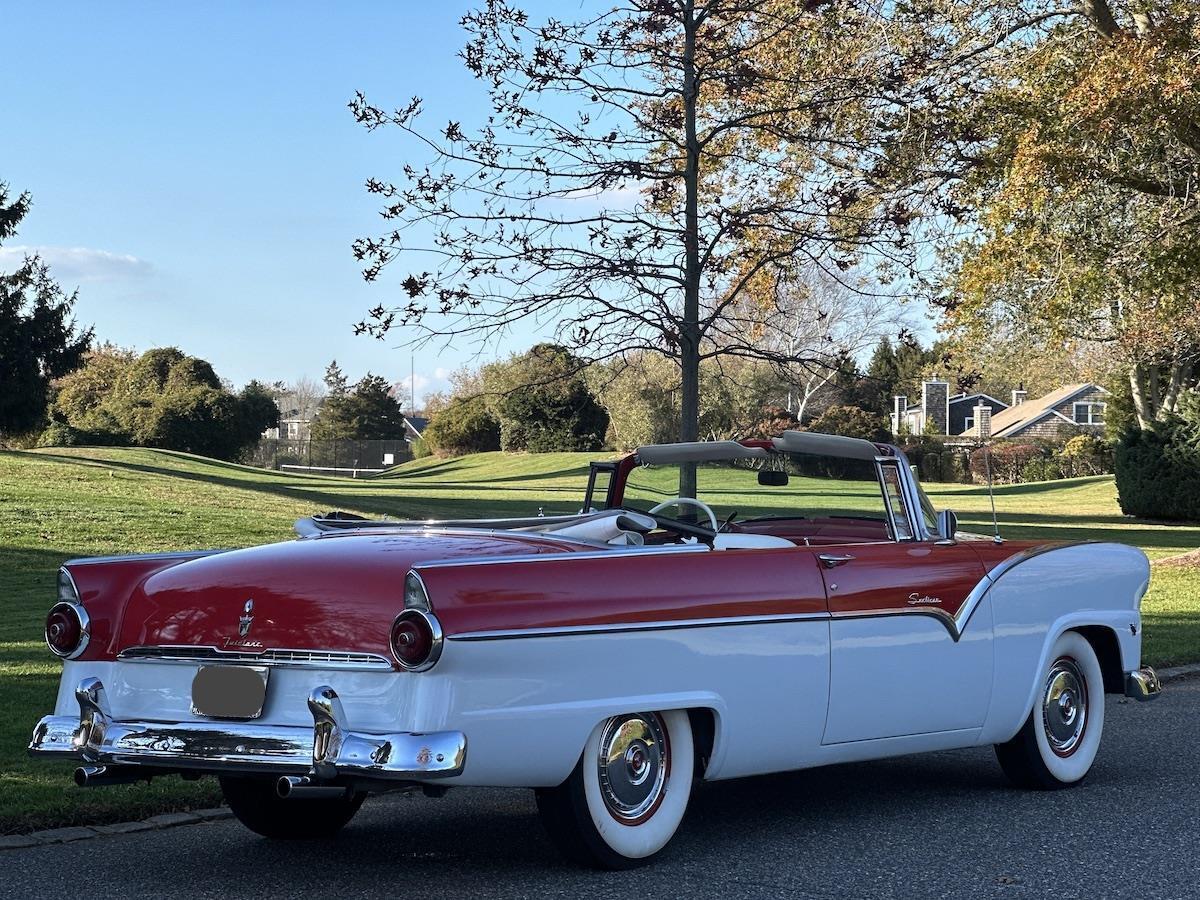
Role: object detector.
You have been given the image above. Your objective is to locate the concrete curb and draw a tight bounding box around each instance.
[5,667,1198,851]
[0,806,231,851]
[1158,662,1200,682]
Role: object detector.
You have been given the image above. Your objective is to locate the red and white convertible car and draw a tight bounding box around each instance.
[31,431,1160,867]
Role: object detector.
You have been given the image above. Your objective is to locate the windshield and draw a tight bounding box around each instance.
[620,452,888,524]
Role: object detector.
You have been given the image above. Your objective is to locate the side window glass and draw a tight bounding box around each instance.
[879,465,914,541]
[584,466,614,512]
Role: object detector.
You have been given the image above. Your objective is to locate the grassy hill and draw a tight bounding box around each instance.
[1,446,1197,832]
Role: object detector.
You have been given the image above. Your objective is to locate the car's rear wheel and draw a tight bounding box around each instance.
[536,710,694,869]
[219,776,366,839]
[995,630,1105,790]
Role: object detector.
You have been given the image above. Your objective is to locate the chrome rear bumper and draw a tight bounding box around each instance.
[1124,666,1162,702]
[29,678,466,783]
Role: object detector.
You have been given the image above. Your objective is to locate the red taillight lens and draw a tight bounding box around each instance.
[46,602,89,658]
[390,610,443,671]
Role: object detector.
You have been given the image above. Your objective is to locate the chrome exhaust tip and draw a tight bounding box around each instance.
[74,765,145,787]
[276,775,350,800]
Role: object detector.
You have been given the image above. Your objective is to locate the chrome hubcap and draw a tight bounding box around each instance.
[597,713,669,822]
[1043,657,1088,757]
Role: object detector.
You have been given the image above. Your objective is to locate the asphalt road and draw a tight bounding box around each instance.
[4,677,1196,900]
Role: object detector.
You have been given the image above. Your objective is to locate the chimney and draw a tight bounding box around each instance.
[922,378,949,436]
[893,395,907,436]
[975,403,992,440]
[1011,387,1027,407]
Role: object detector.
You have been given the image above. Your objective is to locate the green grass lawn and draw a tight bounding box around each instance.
[1,446,1197,833]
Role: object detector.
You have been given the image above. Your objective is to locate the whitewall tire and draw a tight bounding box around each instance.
[536,710,694,869]
[995,631,1106,789]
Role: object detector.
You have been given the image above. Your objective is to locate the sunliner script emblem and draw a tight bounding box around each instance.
[907,592,941,605]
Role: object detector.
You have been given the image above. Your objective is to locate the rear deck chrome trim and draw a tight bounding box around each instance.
[117,645,394,670]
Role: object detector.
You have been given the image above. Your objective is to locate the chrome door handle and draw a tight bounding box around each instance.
[818,553,855,569]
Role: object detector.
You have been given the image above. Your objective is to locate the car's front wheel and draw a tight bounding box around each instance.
[536,710,694,869]
[995,630,1106,789]
[219,776,366,839]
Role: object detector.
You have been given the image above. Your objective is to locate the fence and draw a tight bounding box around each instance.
[247,439,413,475]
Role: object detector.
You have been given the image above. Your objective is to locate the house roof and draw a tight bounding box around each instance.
[950,392,1009,408]
[404,416,429,435]
[962,383,1106,438]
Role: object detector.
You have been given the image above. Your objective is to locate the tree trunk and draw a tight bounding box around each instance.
[1079,0,1122,38]
[678,0,702,500]
[1129,365,1152,430]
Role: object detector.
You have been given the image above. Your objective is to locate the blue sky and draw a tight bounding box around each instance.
[5,1,933,407]
[2,0,575,405]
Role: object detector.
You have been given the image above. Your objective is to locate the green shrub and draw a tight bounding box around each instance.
[1058,433,1113,477]
[1115,394,1200,521]
[808,405,890,442]
[424,398,501,455]
[969,441,1048,484]
[36,421,85,447]
[1020,456,1065,483]
[410,437,433,459]
[44,347,276,460]
[900,436,970,484]
[492,345,608,452]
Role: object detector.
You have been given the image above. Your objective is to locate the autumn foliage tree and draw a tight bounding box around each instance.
[881,0,1200,429]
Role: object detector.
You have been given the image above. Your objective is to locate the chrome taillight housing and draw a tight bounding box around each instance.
[46,568,90,659]
[390,609,443,671]
[392,571,442,670]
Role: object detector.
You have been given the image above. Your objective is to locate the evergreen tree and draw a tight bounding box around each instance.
[862,338,900,411]
[310,373,408,441]
[0,183,92,437]
[323,360,349,397]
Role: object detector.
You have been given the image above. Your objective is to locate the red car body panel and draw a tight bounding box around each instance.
[66,527,1049,663]
[817,542,987,618]
[75,532,571,663]
[63,553,219,660]
[966,539,1046,573]
[417,545,829,636]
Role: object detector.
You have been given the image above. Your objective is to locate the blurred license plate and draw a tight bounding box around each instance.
[191,666,269,720]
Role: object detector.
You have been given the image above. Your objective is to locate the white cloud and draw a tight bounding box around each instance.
[396,372,432,394]
[0,245,152,283]
[392,368,454,410]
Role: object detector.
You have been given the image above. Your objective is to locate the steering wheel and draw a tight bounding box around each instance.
[648,497,719,531]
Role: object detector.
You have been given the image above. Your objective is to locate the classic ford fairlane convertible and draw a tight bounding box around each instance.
[31,431,1160,867]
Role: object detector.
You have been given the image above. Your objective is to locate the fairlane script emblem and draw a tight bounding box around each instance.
[238,599,255,636]
[907,592,941,605]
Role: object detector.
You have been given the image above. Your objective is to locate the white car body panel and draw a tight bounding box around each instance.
[48,542,1151,788]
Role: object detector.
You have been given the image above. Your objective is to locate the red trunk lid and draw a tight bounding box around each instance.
[116,530,571,658]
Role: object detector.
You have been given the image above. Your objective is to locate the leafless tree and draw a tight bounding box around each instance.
[721,267,912,424]
[276,376,326,423]
[351,0,916,493]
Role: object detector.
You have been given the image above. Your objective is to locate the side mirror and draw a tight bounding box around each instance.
[758,470,789,487]
[936,509,958,541]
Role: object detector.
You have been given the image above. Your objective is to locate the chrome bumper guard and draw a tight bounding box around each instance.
[28,678,466,783]
[1125,666,1162,702]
